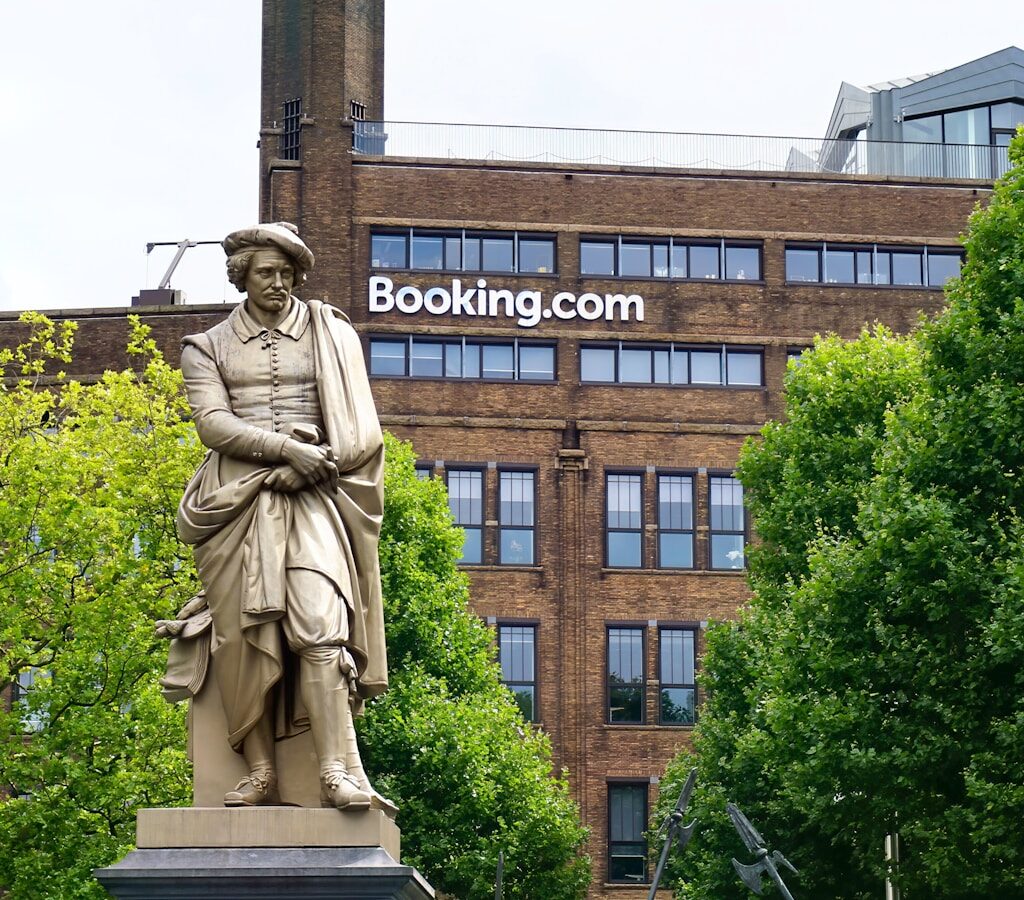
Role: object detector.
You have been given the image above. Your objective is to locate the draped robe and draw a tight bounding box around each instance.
[175,298,387,750]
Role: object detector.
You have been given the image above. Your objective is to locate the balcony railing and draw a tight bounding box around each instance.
[353,120,1009,181]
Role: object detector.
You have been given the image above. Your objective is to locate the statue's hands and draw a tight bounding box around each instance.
[282,439,339,492]
[265,464,308,493]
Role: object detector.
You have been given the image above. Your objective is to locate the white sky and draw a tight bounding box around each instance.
[0,0,1019,312]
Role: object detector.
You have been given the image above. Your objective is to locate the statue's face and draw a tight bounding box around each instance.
[245,248,296,315]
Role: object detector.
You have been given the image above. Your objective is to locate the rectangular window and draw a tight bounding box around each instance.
[608,783,649,884]
[369,229,556,274]
[414,464,432,481]
[581,342,763,388]
[369,337,555,383]
[606,474,642,568]
[660,629,696,724]
[517,237,555,274]
[369,339,406,376]
[927,251,962,287]
[786,247,821,282]
[499,471,535,565]
[370,233,407,269]
[447,469,483,564]
[725,244,759,280]
[499,625,536,721]
[607,627,645,723]
[658,475,694,569]
[580,239,616,276]
[688,243,720,279]
[710,475,745,570]
[280,97,302,161]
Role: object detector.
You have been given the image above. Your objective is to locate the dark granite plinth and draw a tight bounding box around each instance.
[94,846,434,899]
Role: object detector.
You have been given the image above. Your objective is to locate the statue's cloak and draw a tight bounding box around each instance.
[175,300,387,750]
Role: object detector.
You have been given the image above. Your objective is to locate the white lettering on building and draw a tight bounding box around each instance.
[367,276,644,328]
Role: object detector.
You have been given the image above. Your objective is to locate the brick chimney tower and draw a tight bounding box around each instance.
[258,0,385,306]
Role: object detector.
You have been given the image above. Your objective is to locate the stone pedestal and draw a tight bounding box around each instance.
[95,808,434,899]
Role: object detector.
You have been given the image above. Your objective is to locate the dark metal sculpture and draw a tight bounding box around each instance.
[494,849,503,900]
[727,803,798,899]
[646,767,699,899]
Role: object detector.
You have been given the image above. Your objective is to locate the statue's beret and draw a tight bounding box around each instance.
[222,222,315,272]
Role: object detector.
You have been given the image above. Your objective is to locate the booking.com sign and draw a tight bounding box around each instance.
[368,276,644,328]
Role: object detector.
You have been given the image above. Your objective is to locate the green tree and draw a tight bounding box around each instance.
[0,315,199,899]
[0,315,589,899]
[658,133,1024,899]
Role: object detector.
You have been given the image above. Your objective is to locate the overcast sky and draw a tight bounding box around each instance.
[0,0,1019,312]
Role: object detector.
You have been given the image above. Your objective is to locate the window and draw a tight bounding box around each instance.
[447,469,483,564]
[658,475,694,569]
[414,463,433,481]
[499,471,535,565]
[580,342,763,387]
[660,629,696,724]
[581,236,761,280]
[369,336,555,382]
[280,98,302,161]
[608,783,649,884]
[786,242,962,287]
[11,668,47,732]
[710,475,745,570]
[606,474,642,567]
[370,228,555,274]
[607,627,645,723]
[498,625,536,721]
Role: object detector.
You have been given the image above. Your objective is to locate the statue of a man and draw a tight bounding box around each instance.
[173,223,390,812]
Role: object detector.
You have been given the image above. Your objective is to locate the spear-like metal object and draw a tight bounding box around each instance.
[646,767,699,899]
[727,803,798,899]
[495,849,503,900]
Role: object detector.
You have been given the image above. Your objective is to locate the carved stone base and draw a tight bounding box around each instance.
[94,807,434,899]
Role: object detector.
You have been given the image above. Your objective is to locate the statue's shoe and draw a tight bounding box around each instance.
[320,768,372,811]
[224,771,280,806]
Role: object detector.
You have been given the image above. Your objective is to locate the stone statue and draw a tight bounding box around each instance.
[158,223,392,814]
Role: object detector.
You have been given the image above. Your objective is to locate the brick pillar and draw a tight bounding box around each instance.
[555,447,588,815]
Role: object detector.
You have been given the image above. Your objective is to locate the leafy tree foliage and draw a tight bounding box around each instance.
[658,133,1024,899]
[0,316,199,898]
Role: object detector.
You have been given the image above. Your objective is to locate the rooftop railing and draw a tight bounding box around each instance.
[352,120,1010,181]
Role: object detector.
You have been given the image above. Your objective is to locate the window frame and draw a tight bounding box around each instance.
[368,336,557,383]
[785,241,962,289]
[606,625,646,725]
[656,471,696,570]
[658,626,698,726]
[369,227,557,275]
[580,341,764,389]
[445,466,485,565]
[579,235,763,282]
[708,473,746,571]
[605,471,644,568]
[498,468,538,566]
[607,781,650,885]
[497,622,538,722]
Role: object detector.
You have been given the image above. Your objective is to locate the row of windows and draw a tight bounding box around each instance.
[495,623,699,728]
[370,336,556,382]
[581,237,761,280]
[370,227,961,289]
[428,465,746,571]
[370,337,766,388]
[371,229,556,274]
[785,242,962,287]
[608,473,745,570]
[582,342,761,386]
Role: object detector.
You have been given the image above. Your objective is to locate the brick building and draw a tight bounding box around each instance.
[3,2,1023,895]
